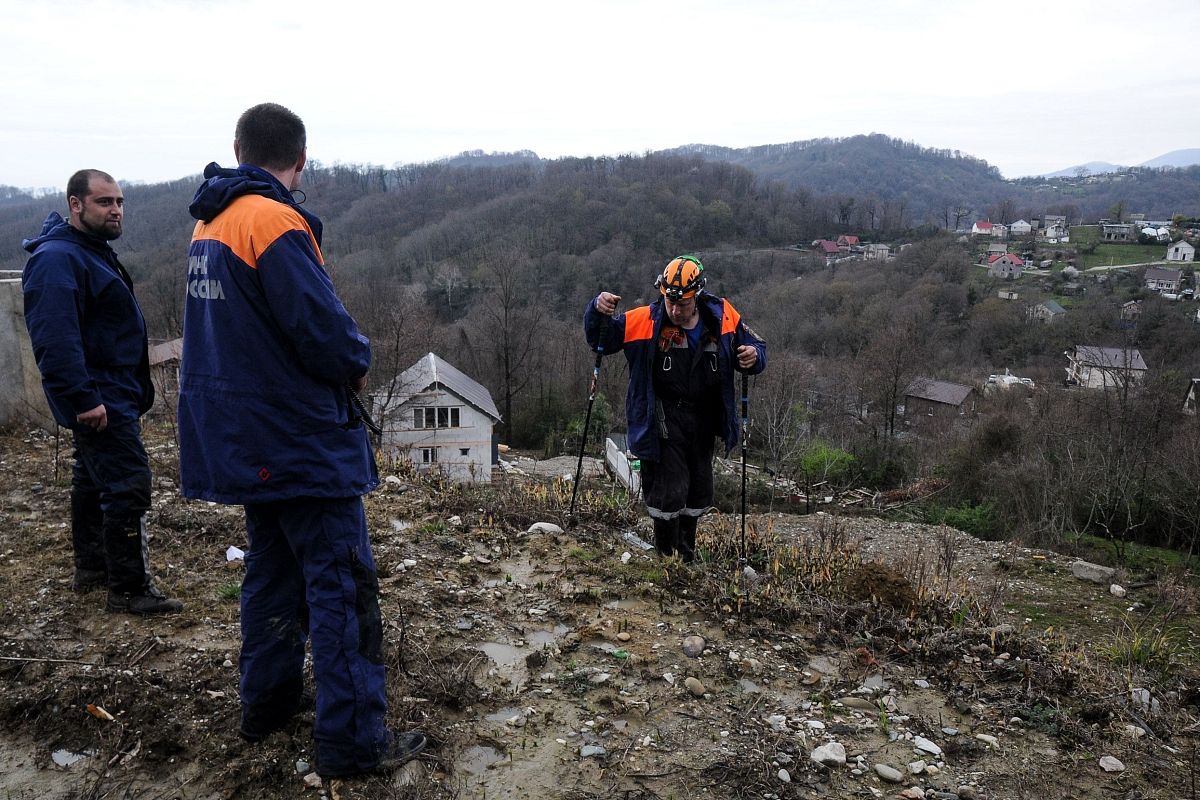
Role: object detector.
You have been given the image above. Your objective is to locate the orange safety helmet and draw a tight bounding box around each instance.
[654,255,706,301]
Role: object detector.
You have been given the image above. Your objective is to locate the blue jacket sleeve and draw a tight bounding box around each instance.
[23,252,103,415]
[256,230,371,384]
[735,318,767,376]
[583,297,626,355]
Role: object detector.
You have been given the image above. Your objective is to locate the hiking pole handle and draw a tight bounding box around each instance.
[587,298,618,399]
[570,300,619,522]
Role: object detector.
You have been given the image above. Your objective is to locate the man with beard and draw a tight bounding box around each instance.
[22,169,183,615]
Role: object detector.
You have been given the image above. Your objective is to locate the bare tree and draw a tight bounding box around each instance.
[470,244,544,445]
[430,260,466,308]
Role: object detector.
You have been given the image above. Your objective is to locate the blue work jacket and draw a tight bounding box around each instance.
[178,163,377,503]
[22,213,154,430]
[584,292,767,462]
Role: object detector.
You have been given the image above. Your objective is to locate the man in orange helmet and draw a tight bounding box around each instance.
[584,256,766,561]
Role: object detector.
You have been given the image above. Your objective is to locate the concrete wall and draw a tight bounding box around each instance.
[0,274,55,431]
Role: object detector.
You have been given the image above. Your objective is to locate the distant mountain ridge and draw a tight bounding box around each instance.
[1040,161,1126,179]
[648,135,1200,221]
[1139,148,1200,169]
[1041,148,1200,178]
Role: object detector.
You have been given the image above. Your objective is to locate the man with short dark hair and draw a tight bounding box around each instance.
[178,102,426,779]
[22,170,183,614]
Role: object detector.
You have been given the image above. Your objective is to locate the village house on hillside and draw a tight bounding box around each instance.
[972,220,994,236]
[148,338,183,413]
[1029,299,1066,324]
[1009,219,1032,236]
[1145,266,1184,293]
[1065,345,1147,390]
[1184,378,1200,415]
[1042,215,1068,240]
[1121,300,1142,322]
[813,239,841,261]
[1167,240,1195,262]
[903,378,976,429]
[373,352,501,483]
[837,234,860,249]
[863,243,891,261]
[988,253,1024,279]
[1102,222,1136,242]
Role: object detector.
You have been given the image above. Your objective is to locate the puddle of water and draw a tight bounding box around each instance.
[484,706,524,723]
[479,625,570,683]
[485,556,541,588]
[583,638,620,655]
[457,744,506,775]
[479,642,528,672]
[526,624,569,648]
[603,598,643,610]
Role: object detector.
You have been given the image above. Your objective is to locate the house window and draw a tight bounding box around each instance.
[421,447,439,464]
[460,448,470,456]
[413,406,461,429]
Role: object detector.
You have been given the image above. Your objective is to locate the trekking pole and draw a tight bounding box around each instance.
[568,299,618,527]
[739,372,749,564]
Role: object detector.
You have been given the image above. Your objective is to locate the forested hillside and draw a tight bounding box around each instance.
[4,144,1200,557]
[660,134,1200,223]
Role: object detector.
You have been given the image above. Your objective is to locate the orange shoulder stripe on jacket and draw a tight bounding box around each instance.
[624,306,654,343]
[190,195,323,269]
[721,299,741,335]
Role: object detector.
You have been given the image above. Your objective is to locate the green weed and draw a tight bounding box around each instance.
[568,547,598,562]
[1104,617,1184,677]
[416,520,449,535]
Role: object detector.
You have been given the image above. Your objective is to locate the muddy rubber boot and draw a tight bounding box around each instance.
[678,516,698,563]
[316,729,428,779]
[653,518,679,557]
[377,730,428,770]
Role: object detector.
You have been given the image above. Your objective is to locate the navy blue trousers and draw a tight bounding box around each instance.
[241,496,387,775]
[71,421,152,593]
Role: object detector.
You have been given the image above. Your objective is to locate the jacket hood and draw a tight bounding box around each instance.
[188,163,323,243]
[188,163,285,223]
[22,212,114,255]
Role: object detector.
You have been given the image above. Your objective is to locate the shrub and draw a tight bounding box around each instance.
[926,502,998,539]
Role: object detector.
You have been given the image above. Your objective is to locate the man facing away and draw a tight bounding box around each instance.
[22,169,183,615]
[584,256,767,561]
[177,103,425,779]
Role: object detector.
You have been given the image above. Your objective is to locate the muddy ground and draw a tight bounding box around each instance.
[1,422,1198,800]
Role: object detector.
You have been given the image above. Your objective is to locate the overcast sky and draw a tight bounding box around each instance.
[2,0,1197,191]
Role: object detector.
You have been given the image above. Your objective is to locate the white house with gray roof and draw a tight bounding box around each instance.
[1029,299,1066,324]
[373,352,501,483]
[1167,240,1195,263]
[1065,345,1147,390]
